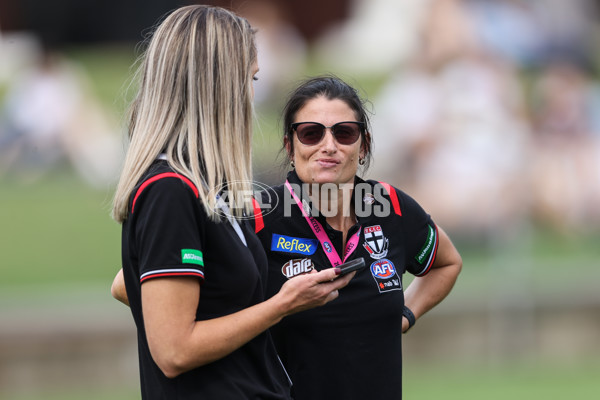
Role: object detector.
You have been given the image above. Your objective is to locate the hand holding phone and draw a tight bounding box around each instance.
[337,257,366,276]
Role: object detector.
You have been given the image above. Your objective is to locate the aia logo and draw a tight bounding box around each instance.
[281,258,314,279]
[370,259,396,278]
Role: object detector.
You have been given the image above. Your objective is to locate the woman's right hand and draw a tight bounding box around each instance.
[273,268,355,317]
[142,268,355,377]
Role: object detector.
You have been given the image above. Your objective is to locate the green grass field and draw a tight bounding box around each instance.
[0,172,121,289]
[403,361,600,399]
[5,362,600,400]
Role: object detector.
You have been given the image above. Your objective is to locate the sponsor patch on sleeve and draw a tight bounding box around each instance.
[271,234,318,255]
[415,225,435,264]
[181,249,204,266]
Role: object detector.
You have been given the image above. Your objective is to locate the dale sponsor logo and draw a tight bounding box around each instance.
[281,258,315,278]
[370,258,402,293]
[181,249,203,266]
[271,234,318,255]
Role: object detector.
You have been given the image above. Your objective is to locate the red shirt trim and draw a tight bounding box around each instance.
[378,181,402,216]
[140,271,205,283]
[252,198,264,233]
[132,172,199,213]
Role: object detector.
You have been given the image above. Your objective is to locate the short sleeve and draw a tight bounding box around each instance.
[132,177,206,283]
[396,189,439,277]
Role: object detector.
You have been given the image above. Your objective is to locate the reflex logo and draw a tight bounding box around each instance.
[271,234,318,255]
[281,258,315,279]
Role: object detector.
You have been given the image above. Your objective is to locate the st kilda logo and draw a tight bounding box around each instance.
[363,225,389,260]
[281,258,315,279]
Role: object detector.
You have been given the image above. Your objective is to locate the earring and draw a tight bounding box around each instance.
[359,158,365,166]
[290,160,295,168]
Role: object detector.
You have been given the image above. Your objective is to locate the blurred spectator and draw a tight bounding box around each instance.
[465,0,597,69]
[239,0,307,107]
[370,0,533,242]
[529,60,600,231]
[0,43,121,187]
[527,0,597,69]
[465,0,545,66]
[0,32,40,87]
[313,0,431,74]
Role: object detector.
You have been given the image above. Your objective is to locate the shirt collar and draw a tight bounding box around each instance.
[285,170,368,227]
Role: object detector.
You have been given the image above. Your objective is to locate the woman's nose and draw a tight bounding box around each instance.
[320,128,337,151]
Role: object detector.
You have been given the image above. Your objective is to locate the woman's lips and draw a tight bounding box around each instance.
[316,159,340,168]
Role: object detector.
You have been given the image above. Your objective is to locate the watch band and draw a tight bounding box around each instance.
[402,306,416,331]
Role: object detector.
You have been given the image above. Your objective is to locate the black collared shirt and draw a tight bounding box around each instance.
[254,170,438,400]
[121,161,292,399]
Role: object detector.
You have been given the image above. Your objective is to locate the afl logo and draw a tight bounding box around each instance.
[322,242,333,253]
[370,259,396,278]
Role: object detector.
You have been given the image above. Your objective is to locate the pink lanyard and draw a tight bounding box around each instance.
[285,180,362,267]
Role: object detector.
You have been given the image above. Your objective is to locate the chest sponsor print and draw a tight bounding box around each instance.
[363,225,389,260]
[271,234,318,255]
[281,258,315,279]
[370,258,402,293]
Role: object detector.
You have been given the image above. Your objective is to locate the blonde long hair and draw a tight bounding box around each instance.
[112,5,256,223]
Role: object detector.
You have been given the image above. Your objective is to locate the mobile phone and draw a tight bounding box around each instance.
[338,257,366,276]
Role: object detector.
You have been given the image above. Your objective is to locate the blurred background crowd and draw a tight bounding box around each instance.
[2,0,600,242]
[1,0,599,398]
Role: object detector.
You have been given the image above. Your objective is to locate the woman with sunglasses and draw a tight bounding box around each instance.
[110,9,354,399]
[252,76,462,400]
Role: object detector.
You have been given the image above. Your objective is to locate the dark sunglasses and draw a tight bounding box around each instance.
[291,121,365,146]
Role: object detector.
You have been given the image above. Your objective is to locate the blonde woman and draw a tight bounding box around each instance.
[111,6,353,399]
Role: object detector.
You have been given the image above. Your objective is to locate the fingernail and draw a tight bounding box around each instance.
[334,268,341,275]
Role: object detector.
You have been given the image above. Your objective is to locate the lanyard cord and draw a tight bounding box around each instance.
[285,180,361,267]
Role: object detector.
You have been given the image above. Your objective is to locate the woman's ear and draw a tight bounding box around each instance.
[284,135,293,162]
[360,131,371,159]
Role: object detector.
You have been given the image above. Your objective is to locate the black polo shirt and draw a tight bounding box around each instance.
[121,161,292,400]
[253,170,438,400]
